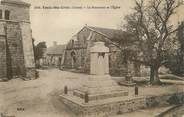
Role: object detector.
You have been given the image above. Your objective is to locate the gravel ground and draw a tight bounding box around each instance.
[0,68,183,117]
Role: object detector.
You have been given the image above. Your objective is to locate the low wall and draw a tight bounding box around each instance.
[61,92,184,117]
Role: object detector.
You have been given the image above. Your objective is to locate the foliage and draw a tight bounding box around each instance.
[167,94,181,105]
[165,22,184,75]
[165,49,184,75]
[34,42,47,60]
[122,0,183,84]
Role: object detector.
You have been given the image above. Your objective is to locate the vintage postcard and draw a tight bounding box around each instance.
[0,0,184,117]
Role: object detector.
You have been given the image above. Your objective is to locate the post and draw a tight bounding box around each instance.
[64,86,68,94]
[135,85,138,96]
[84,92,89,103]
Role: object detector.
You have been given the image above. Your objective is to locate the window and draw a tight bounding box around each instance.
[5,10,10,20]
[71,40,74,47]
[0,10,2,19]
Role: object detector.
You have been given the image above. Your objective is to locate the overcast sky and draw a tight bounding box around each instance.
[23,0,184,47]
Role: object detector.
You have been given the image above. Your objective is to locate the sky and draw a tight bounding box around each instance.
[22,0,184,47]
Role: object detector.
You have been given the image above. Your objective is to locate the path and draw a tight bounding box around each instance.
[0,69,183,117]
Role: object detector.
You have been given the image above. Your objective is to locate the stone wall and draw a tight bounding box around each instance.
[61,96,146,117]
[1,1,30,22]
[20,22,36,78]
[61,92,184,117]
[0,22,6,79]
[0,1,36,79]
[63,27,89,71]
[6,21,26,77]
[0,21,36,79]
[0,35,7,79]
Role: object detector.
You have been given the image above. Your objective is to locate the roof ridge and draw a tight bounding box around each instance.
[87,25,122,31]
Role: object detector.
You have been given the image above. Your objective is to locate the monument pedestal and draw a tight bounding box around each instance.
[73,75,128,101]
[60,74,130,117]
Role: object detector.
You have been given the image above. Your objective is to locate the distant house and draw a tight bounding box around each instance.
[63,25,141,76]
[45,42,66,68]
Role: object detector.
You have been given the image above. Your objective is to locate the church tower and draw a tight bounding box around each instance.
[0,0,36,80]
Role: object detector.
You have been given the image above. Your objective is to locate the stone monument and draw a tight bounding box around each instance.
[73,42,128,101]
[60,42,184,117]
[60,42,131,117]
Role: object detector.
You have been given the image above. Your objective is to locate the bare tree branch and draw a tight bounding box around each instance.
[122,0,183,83]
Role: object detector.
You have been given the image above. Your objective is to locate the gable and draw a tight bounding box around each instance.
[77,26,135,43]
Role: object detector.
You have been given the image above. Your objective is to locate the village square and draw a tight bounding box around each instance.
[0,0,184,117]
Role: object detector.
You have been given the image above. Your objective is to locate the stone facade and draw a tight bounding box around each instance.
[0,24,7,79]
[0,0,36,79]
[63,26,140,76]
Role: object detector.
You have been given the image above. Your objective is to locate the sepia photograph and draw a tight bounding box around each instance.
[0,0,184,117]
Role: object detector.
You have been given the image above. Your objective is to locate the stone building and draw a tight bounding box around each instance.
[63,25,141,76]
[45,42,66,68]
[0,0,36,80]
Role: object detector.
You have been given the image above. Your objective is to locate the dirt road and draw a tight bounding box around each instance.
[0,69,87,117]
[0,69,183,117]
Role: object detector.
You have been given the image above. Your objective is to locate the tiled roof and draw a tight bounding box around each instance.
[46,44,66,55]
[86,26,134,42]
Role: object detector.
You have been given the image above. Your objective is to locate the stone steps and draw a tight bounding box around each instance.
[73,89,129,101]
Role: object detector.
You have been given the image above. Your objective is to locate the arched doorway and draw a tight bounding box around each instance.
[71,51,76,68]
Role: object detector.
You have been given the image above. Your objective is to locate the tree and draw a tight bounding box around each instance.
[166,22,184,75]
[122,0,183,84]
[34,41,47,61]
[177,21,184,74]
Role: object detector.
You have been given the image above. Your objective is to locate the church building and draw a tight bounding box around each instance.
[63,25,141,76]
[0,0,36,80]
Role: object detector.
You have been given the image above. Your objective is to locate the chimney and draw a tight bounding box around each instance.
[53,41,57,46]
